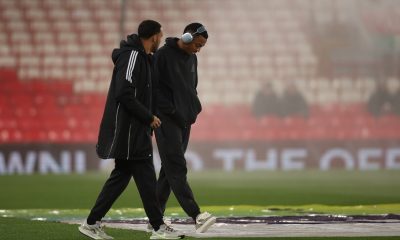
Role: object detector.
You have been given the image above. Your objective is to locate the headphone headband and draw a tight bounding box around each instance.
[192,26,206,36]
[181,25,207,44]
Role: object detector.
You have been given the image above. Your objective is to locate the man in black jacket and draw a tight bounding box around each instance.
[153,23,216,234]
[79,20,183,240]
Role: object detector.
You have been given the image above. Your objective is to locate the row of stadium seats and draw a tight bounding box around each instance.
[1,0,399,143]
[1,105,399,143]
[2,0,398,106]
[0,0,322,105]
[1,73,399,143]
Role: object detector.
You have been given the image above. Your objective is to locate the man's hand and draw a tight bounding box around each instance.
[150,116,162,129]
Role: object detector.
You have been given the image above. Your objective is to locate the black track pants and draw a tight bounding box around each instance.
[87,159,163,229]
[155,116,201,220]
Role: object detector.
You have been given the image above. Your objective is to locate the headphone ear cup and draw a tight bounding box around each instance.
[181,32,193,44]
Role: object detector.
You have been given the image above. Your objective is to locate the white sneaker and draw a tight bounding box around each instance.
[78,220,114,240]
[147,218,172,232]
[195,212,216,233]
[146,223,154,233]
[150,224,184,239]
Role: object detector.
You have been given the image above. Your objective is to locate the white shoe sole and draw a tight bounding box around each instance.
[78,226,104,240]
[150,233,184,239]
[196,216,217,233]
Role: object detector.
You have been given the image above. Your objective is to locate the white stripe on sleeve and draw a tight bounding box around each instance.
[125,50,138,83]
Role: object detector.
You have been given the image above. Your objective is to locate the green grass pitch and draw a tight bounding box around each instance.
[0,170,399,239]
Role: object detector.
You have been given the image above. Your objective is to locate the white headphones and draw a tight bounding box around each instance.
[181,25,207,44]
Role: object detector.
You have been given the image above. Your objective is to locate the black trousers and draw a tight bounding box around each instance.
[87,158,163,229]
[155,116,201,220]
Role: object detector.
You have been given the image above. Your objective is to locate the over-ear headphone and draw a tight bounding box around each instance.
[181,25,207,44]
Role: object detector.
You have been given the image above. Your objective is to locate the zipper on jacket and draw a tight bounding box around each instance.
[126,88,136,160]
[107,103,120,158]
[127,124,131,160]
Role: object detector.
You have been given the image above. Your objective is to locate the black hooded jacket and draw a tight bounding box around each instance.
[153,37,202,128]
[96,34,154,160]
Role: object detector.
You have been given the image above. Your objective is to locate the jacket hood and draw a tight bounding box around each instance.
[165,37,190,55]
[112,34,145,64]
[165,37,179,49]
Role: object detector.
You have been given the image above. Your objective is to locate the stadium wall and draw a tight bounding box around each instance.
[0,141,399,175]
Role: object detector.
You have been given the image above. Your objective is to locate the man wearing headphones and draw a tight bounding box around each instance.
[153,22,216,233]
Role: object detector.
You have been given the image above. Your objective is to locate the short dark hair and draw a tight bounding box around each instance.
[183,22,208,39]
[138,20,161,39]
